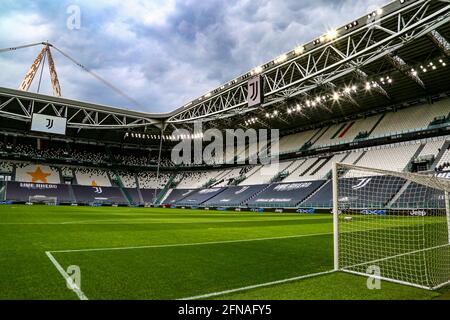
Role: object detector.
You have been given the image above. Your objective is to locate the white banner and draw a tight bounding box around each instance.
[31,113,67,135]
[247,75,263,107]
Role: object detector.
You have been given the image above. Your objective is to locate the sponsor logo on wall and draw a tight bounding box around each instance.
[296,208,316,214]
[409,210,427,216]
[255,198,292,203]
[360,209,386,215]
[198,188,221,194]
[274,183,312,191]
[19,183,58,190]
[93,187,103,194]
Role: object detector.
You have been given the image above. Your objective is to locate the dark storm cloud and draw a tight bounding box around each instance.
[0,0,388,112]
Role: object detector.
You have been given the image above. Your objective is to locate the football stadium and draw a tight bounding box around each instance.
[0,0,449,303]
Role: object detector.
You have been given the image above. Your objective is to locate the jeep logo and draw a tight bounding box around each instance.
[409,210,427,216]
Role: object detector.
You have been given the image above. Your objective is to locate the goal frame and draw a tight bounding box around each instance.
[332,162,450,290]
[28,195,58,206]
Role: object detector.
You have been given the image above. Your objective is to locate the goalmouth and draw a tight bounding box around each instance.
[332,162,450,290]
[28,195,58,206]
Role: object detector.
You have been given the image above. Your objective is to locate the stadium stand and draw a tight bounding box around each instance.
[71,185,127,205]
[5,182,74,204]
[301,175,406,209]
[246,181,326,208]
[176,187,225,206]
[117,171,137,188]
[239,161,293,185]
[369,100,450,138]
[176,170,223,189]
[123,188,142,205]
[75,168,112,187]
[60,167,74,178]
[162,189,197,205]
[139,188,160,203]
[1,98,450,208]
[0,161,14,173]
[352,142,420,172]
[277,129,319,154]
[203,185,267,207]
[138,171,162,189]
[15,163,61,184]
[213,167,248,187]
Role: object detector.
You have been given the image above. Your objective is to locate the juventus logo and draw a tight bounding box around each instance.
[351,178,372,190]
[93,187,103,194]
[46,118,54,129]
[249,82,259,101]
[247,76,263,107]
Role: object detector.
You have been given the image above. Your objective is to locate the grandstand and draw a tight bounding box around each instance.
[0,0,449,300]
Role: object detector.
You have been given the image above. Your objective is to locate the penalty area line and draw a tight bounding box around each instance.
[178,270,336,300]
[49,232,333,253]
[45,251,88,300]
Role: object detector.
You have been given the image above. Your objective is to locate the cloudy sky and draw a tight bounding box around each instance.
[0,0,388,113]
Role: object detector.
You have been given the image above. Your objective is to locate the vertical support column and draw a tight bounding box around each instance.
[445,191,450,244]
[154,129,164,205]
[332,162,339,271]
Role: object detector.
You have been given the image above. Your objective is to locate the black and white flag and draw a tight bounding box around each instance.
[31,113,67,135]
[247,75,264,107]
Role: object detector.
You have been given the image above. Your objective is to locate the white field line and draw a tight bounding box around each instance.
[345,243,450,269]
[49,232,333,254]
[178,270,336,300]
[60,216,328,225]
[0,216,330,226]
[45,251,88,300]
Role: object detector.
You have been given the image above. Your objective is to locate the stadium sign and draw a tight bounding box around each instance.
[247,75,263,107]
[409,210,427,217]
[31,113,67,135]
[19,182,58,190]
[296,208,316,214]
[360,209,387,215]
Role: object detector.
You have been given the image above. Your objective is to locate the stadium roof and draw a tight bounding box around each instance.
[1,0,450,143]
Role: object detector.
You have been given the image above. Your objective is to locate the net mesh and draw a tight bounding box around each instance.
[335,163,450,290]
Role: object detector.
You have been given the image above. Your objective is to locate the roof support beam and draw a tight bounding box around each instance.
[384,54,426,89]
[167,0,450,123]
[428,30,450,57]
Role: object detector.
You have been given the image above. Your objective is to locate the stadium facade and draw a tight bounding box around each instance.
[0,0,450,213]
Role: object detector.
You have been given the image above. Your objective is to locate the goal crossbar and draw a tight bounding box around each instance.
[332,162,450,290]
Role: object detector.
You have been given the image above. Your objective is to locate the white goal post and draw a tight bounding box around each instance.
[332,162,450,290]
[28,195,58,206]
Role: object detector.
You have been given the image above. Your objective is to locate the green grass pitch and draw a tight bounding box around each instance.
[0,205,447,300]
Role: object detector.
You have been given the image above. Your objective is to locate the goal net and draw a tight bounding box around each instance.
[332,162,450,290]
[28,195,58,206]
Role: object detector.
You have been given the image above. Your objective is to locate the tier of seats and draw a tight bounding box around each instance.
[15,163,61,184]
[370,99,450,138]
[137,172,171,189]
[118,172,137,188]
[176,170,223,189]
[239,161,293,185]
[354,142,420,172]
[75,168,112,187]
[0,161,14,173]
